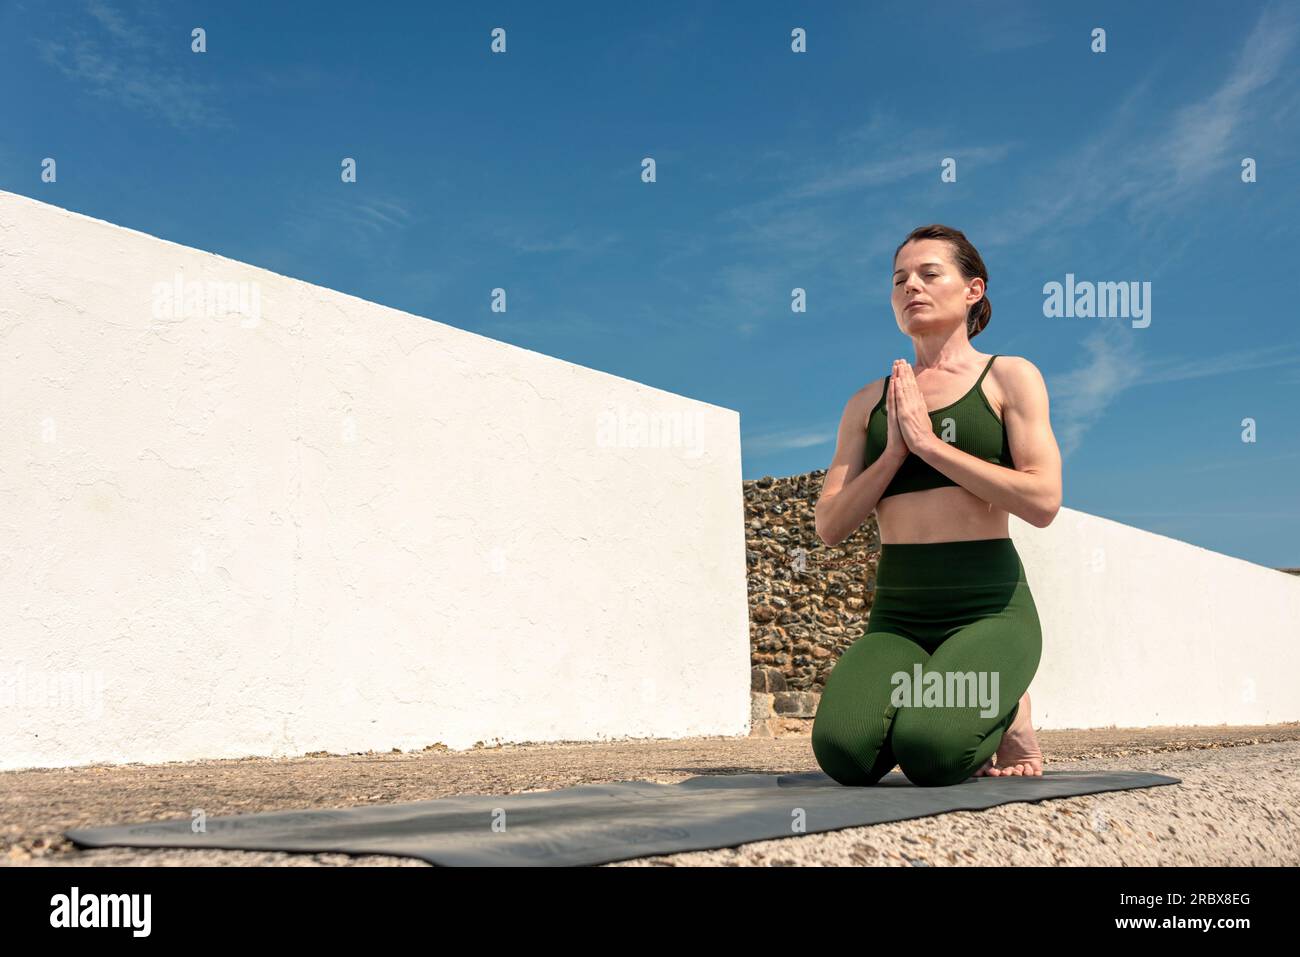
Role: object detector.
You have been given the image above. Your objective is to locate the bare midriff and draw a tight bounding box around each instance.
[875,484,1010,544]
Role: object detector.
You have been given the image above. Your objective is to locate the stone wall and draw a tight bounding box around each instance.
[745,470,880,737]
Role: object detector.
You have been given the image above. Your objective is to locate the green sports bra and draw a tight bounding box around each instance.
[863,354,1016,499]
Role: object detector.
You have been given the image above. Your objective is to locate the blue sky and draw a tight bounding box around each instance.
[3,0,1299,567]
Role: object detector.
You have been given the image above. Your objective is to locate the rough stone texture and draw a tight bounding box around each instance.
[743,471,868,734]
[743,471,880,696]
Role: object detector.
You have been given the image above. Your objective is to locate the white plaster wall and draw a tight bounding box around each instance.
[0,191,751,771]
[3,191,1295,771]
[1011,508,1300,728]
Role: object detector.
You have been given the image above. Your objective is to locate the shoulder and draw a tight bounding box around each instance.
[989,355,1049,405]
[838,371,893,422]
[856,374,890,411]
[832,376,886,429]
[993,356,1045,390]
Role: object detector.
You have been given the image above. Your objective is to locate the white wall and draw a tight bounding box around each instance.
[0,191,751,771]
[2,191,1295,771]
[1012,508,1300,729]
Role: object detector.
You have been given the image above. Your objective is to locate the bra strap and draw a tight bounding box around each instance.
[975,354,998,387]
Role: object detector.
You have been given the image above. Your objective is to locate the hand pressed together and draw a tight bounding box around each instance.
[888,359,942,457]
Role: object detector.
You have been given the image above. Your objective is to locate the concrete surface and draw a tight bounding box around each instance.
[0,187,750,771]
[4,724,1298,867]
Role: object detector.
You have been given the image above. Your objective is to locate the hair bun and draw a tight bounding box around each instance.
[968,295,991,338]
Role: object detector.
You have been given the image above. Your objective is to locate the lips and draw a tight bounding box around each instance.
[906,302,930,311]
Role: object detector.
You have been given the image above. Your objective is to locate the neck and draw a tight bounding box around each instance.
[909,331,978,372]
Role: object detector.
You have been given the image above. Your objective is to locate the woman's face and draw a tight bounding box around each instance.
[891,239,982,331]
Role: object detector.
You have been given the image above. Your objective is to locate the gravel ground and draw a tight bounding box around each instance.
[5,724,1298,867]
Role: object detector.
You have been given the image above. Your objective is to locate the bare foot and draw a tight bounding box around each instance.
[974,693,1043,777]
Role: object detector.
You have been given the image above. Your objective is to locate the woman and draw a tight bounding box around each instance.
[811,224,1062,787]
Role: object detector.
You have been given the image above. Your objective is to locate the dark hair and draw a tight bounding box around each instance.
[893,224,991,339]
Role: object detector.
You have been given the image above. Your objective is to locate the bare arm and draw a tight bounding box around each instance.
[814,384,909,547]
[906,357,1063,527]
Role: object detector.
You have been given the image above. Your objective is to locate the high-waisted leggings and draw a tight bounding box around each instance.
[811,537,1042,787]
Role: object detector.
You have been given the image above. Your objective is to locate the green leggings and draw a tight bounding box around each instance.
[812,537,1042,787]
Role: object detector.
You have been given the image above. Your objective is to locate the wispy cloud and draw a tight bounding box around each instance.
[84,0,149,46]
[743,427,835,455]
[982,1,1300,246]
[690,261,793,331]
[247,63,338,92]
[787,144,1016,201]
[971,0,1055,53]
[1039,325,1141,459]
[687,0,1298,339]
[1135,343,1300,386]
[709,115,1013,246]
[1046,325,1300,458]
[651,106,1015,334]
[284,195,415,245]
[233,192,417,279]
[1136,3,1298,214]
[493,226,622,256]
[35,0,227,130]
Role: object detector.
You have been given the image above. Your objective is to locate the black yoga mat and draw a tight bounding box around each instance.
[65,768,1180,866]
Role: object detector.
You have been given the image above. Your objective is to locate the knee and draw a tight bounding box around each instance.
[892,713,972,788]
[811,716,881,787]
